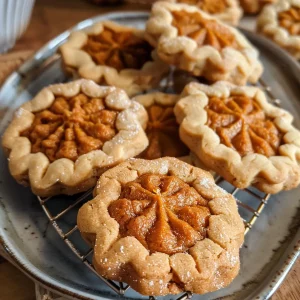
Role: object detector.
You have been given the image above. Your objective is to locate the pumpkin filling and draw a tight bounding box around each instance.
[140,104,189,159]
[108,174,210,255]
[82,26,154,71]
[21,93,118,162]
[206,95,283,157]
[171,10,240,50]
[177,0,228,14]
[240,0,275,13]
[278,6,300,36]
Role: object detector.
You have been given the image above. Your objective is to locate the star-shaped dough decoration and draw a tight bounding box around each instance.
[140,105,189,159]
[21,93,117,162]
[206,95,282,157]
[82,26,154,71]
[171,10,240,50]
[108,173,211,255]
[278,6,300,35]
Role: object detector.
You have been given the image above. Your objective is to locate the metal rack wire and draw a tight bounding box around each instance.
[37,77,279,300]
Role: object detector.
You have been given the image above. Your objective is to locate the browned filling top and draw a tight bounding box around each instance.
[108,174,210,255]
[82,26,154,71]
[278,6,300,36]
[206,95,283,157]
[171,10,241,50]
[21,93,118,162]
[177,0,228,14]
[140,104,189,160]
[240,0,275,14]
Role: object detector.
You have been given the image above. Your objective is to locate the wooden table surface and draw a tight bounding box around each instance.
[0,0,299,299]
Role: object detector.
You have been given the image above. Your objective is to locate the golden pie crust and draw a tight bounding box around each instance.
[132,92,189,159]
[257,0,300,59]
[2,79,149,197]
[168,0,243,25]
[60,21,169,96]
[77,157,244,296]
[174,81,300,194]
[240,0,277,14]
[146,2,263,86]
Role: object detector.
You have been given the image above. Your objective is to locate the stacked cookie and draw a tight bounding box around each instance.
[257,0,300,59]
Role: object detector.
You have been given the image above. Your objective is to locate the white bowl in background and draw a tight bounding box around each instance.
[0,0,35,53]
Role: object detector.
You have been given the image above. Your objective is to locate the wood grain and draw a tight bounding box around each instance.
[0,259,35,300]
[272,259,300,300]
[0,0,299,299]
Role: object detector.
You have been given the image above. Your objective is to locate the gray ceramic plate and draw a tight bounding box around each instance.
[0,12,300,300]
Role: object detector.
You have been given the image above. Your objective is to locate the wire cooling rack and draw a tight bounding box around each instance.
[37,78,278,300]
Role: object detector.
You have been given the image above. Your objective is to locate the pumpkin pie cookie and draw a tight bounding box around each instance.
[240,0,277,14]
[169,0,243,25]
[146,2,263,86]
[257,0,300,59]
[60,21,169,96]
[77,157,244,295]
[2,79,149,197]
[132,92,189,159]
[174,81,300,194]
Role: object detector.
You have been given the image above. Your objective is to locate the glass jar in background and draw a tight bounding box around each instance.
[0,0,35,53]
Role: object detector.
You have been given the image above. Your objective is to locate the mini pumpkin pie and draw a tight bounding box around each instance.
[2,79,149,197]
[257,0,300,59]
[132,92,189,159]
[240,0,277,14]
[174,81,300,194]
[145,2,263,86]
[77,157,244,295]
[60,21,169,97]
[169,0,243,25]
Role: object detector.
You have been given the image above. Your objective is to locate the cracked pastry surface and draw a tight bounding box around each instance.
[77,157,244,296]
[146,2,263,85]
[174,81,300,193]
[169,0,242,25]
[132,93,189,159]
[2,79,149,197]
[257,0,300,59]
[60,21,169,96]
[239,0,276,14]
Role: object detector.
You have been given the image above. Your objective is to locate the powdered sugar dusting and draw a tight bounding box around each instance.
[131,100,142,113]
[106,90,130,110]
[15,108,26,118]
[199,177,213,189]
[159,161,169,174]
[215,185,227,194]
[226,251,238,267]
[149,281,154,286]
